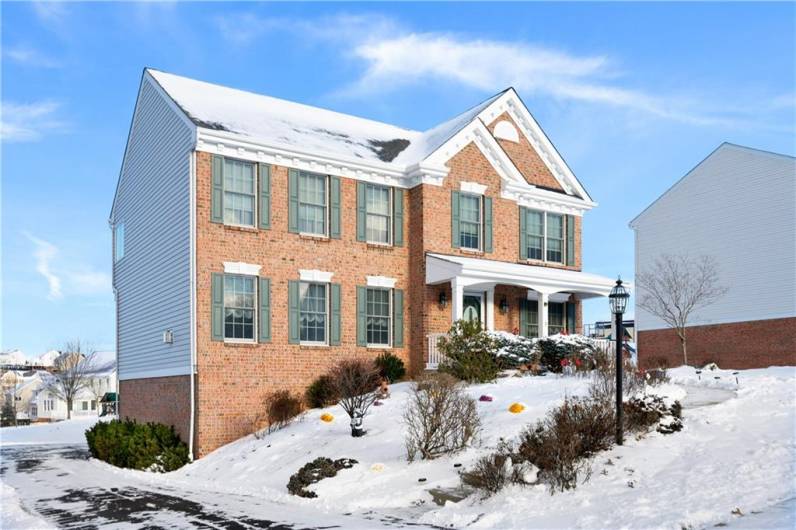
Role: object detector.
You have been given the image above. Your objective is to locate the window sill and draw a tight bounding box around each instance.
[299,233,330,242]
[367,345,392,350]
[366,242,393,250]
[299,343,330,350]
[223,224,259,234]
[459,248,484,255]
[223,340,259,348]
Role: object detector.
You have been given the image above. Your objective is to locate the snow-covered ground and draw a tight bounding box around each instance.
[1,366,794,529]
[0,416,100,447]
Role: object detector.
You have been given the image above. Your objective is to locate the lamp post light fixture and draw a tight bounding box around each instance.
[608,277,630,445]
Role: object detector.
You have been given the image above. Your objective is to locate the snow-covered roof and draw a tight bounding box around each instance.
[147,69,507,168]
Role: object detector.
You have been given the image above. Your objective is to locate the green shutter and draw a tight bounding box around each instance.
[519,298,528,338]
[330,176,341,239]
[259,277,271,342]
[393,289,404,347]
[356,182,367,242]
[211,155,224,224]
[259,163,271,230]
[451,191,461,248]
[330,283,341,346]
[288,169,299,233]
[519,207,528,260]
[484,196,493,253]
[393,188,404,247]
[566,214,575,266]
[567,302,576,334]
[288,280,300,344]
[211,273,224,341]
[356,286,367,347]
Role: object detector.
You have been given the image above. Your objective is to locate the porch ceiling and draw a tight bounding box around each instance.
[425,252,617,299]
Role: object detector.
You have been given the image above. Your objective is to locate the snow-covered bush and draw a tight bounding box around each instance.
[489,331,539,369]
[286,457,358,498]
[536,334,599,373]
[329,359,381,437]
[404,373,481,461]
[438,320,500,383]
[624,395,682,435]
[517,397,614,492]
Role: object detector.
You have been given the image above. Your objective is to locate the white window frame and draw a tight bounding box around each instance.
[298,171,329,238]
[222,273,258,344]
[114,223,125,263]
[524,210,568,265]
[365,287,392,348]
[222,158,258,229]
[459,192,483,251]
[365,183,392,246]
[299,281,330,346]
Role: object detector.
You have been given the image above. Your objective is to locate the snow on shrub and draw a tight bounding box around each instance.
[488,331,538,369]
[623,395,683,435]
[535,334,599,373]
[438,320,500,383]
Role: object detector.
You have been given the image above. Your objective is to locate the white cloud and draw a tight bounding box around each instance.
[24,233,62,300]
[1,100,65,142]
[23,233,112,300]
[31,1,68,23]
[4,45,62,68]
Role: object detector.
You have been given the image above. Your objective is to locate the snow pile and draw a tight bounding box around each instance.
[0,482,55,529]
[0,416,100,447]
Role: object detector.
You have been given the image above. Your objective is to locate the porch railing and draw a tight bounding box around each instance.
[593,338,616,356]
[426,333,447,370]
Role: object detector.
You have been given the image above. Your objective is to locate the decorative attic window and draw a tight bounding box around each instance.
[493,120,520,143]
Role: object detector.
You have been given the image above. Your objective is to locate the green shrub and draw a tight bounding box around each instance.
[305,374,339,408]
[536,335,599,373]
[287,457,358,498]
[438,320,500,383]
[374,352,406,383]
[85,419,189,472]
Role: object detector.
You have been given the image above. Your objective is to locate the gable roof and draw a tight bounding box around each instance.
[629,142,796,228]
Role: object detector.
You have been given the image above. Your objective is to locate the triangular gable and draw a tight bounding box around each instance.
[420,88,593,203]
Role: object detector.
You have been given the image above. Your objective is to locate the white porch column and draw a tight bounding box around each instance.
[485,286,495,331]
[539,292,549,338]
[451,278,465,323]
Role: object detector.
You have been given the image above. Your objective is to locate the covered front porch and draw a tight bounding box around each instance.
[424,253,616,368]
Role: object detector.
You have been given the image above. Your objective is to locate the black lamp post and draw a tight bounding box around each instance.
[608,277,630,445]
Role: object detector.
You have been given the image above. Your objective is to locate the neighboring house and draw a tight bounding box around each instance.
[33,369,117,421]
[585,320,635,341]
[630,143,796,369]
[111,68,615,457]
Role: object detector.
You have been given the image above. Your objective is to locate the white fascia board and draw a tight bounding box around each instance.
[460,181,488,195]
[504,182,596,216]
[299,269,334,283]
[366,275,397,288]
[224,261,262,276]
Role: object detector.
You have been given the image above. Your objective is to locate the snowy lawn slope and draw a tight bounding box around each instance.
[0,416,100,447]
[170,366,795,529]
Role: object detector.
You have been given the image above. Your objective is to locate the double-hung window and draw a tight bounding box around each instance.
[299,282,328,344]
[223,275,256,341]
[366,288,391,346]
[546,213,564,263]
[522,300,539,338]
[548,302,566,335]
[459,193,482,250]
[298,172,327,236]
[365,184,391,244]
[223,159,256,227]
[525,210,544,260]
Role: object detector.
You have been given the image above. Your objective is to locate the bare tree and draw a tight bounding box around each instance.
[635,254,728,366]
[85,377,106,416]
[329,359,381,437]
[46,340,97,419]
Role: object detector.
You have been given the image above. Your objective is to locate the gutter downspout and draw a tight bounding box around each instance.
[188,150,197,461]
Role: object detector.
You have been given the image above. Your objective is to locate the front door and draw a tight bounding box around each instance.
[462,294,483,324]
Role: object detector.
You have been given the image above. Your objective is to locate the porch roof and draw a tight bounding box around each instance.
[426,253,616,299]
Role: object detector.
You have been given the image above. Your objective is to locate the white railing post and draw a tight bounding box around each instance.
[426,333,446,370]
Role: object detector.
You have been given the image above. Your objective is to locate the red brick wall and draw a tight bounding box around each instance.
[638,317,796,369]
[119,375,192,445]
[194,152,412,456]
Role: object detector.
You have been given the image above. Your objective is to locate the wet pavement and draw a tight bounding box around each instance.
[1,445,437,529]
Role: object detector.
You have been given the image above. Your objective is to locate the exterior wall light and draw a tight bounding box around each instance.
[439,291,448,309]
[499,298,509,314]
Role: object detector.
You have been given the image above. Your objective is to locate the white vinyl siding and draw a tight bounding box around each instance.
[111,75,194,380]
[632,145,796,331]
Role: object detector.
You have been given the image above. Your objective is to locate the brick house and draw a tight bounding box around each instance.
[630,143,796,369]
[110,69,615,458]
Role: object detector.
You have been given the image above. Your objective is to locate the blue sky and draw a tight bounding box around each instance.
[2,2,794,356]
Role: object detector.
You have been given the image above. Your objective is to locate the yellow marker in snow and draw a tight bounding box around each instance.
[320,413,334,423]
[508,403,525,414]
